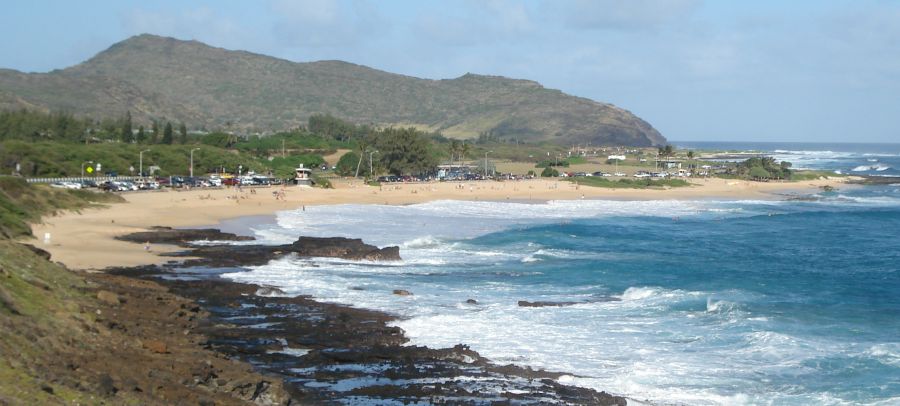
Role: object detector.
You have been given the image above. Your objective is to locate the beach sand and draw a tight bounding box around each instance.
[28,177,852,270]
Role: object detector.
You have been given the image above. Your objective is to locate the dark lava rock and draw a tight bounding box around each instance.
[116,226,254,246]
[256,286,285,296]
[393,289,413,296]
[291,237,401,261]
[20,243,52,260]
[852,175,900,185]
[466,299,478,304]
[159,235,402,267]
[518,300,581,307]
[97,373,117,396]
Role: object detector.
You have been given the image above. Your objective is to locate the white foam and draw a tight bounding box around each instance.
[853,164,892,172]
[620,287,660,301]
[218,198,900,405]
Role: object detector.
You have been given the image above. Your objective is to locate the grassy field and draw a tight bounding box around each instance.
[494,157,659,176]
[565,177,692,189]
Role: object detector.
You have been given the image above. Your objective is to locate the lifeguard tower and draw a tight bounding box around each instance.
[295,164,313,186]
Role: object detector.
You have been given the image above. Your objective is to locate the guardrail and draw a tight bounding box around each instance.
[25,176,143,184]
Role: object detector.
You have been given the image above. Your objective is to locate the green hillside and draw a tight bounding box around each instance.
[0,34,665,147]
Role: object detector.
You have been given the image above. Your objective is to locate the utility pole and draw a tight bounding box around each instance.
[368,150,378,178]
[139,149,150,179]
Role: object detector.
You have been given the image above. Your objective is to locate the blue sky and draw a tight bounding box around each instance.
[2,0,898,142]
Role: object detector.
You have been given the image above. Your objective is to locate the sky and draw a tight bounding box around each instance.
[1,0,898,143]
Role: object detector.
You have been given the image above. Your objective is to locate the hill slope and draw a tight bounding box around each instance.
[0,34,665,146]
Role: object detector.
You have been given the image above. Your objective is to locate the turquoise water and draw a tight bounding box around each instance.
[221,144,900,405]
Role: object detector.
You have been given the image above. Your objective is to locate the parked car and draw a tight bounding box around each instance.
[50,181,82,189]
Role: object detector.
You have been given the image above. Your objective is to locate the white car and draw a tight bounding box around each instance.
[614,172,626,177]
[50,181,82,189]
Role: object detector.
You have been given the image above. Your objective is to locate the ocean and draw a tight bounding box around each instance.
[674,141,900,177]
[218,142,900,405]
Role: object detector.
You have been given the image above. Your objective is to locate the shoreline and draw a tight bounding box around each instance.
[28,177,852,271]
[104,257,628,404]
[17,176,860,404]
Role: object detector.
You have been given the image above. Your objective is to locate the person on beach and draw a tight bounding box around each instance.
[144,241,152,252]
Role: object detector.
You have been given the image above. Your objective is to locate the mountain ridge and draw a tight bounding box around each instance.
[0,34,666,146]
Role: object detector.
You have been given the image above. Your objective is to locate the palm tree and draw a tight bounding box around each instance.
[460,142,471,163]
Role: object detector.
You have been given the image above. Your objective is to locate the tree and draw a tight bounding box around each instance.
[161,122,174,144]
[150,120,160,143]
[121,111,133,142]
[136,125,146,143]
[200,132,238,148]
[540,167,559,177]
[687,150,695,160]
[449,140,461,163]
[335,151,361,176]
[749,166,770,180]
[370,127,437,175]
[460,142,471,162]
[179,123,188,144]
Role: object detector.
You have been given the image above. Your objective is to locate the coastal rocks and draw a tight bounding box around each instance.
[20,243,52,260]
[466,298,478,304]
[142,339,168,354]
[151,234,403,267]
[115,226,254,247]
[256,286,285,297]
[96,290,122,306]
[290,237,401,261]
[105,265,628,405]
[518,300,580,307]
[393,289,412,296]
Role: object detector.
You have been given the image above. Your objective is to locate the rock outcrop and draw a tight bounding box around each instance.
[291,237,401,261]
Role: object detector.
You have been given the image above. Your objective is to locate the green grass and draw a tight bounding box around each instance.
[0,176,124,239]
[566,177,692,189]
[791,170,845,181]
[0,240,108,404]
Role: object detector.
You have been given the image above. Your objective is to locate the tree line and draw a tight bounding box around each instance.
[0,109,189,145]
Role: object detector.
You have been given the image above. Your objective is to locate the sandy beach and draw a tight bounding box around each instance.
[28,177,851,270]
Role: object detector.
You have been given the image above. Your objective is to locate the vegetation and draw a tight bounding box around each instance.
[540,167,559,177]
[0,34,665,147]
[0,140,268,177]
[733,157,792,180]
[0,177,123,239]
[566,177,691,189]
[790,170,845,181]
[0,109,197,147]
[369,127,438,176]
[335,151,362,177]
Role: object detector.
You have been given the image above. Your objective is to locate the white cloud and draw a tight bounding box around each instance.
[269,0,387,48]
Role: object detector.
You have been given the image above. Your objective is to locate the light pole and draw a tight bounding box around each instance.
[368,150,378,178]
[484,151,492,179]
[80,160,93,178]
[139,149,150,179]
[190,148,200,178]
